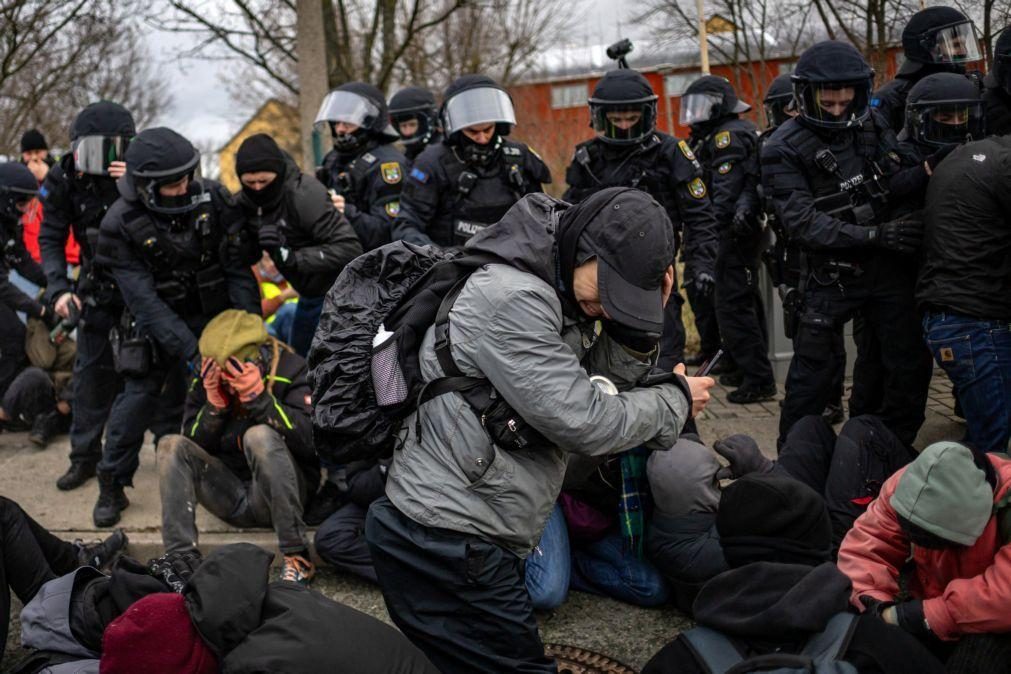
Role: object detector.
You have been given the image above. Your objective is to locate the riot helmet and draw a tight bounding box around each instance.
[588,70,658,144]
[69,101,136,177]
[901,7,981,68]
[994,28,1011,94]
[442,75,516,139]
[763,74,796,129]
[123,127,206,216]
[389,86,440,149]
[0,162,38,221]
[679,75,750,127]
[905,73,984,148]
[791,41,874,130]
[315,82,399,153]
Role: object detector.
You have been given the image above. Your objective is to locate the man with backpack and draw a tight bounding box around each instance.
[324,187,715,672]
[643,473,945,674]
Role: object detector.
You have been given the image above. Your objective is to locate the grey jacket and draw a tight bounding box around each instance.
[21,567,102,673]
[385,193,691,556]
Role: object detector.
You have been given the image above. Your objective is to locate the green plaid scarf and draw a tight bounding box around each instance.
[618,446,650,559]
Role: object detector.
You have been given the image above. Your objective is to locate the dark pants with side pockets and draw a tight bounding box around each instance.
[715,233,774,388]
[157,428,310,554]
[366,497,558,673]
[69,304,122,466]
[0,496,77,660]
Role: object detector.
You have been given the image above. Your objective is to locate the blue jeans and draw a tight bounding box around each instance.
[289,295,325,357]
[524,504,570,610]
[924,311,1011,453]
[267,301,297,344]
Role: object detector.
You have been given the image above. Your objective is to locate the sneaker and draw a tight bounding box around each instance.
[75,528,128,570]
[303,481,345,526]
[29,410,69,448]
[726,384,778,405]
[718,370,744,388]
[821,403,845,425]
[57,461,97,491]
[280,553,316,586]
[93,473,130,527]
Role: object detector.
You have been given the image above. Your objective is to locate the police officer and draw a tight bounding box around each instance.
[871,6,982,133]
[761,41,932,448]
[900,73,984,168]
[38,102,140,491]
[982,28,1011,137]
[391,74,551,248]
[388,86,443,163]
[564,69,718,369]
[93,127,260,526]
[233,133,362,356]
[681,75,775,402]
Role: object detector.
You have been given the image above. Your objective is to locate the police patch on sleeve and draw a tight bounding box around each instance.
[381,162,402,184]
[715,131,731,149]
[678,140,696,161]
[409,167,429,184]
[384,200,400,217]
[717,161,733,174]
[688,177,707,199]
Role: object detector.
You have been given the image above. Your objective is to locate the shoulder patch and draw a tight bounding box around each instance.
[380,162,402,184]
[687,177,707,199]
[360,152,377,165]
[717,161,733,174]
[384,200,400,217]
[870,97,881,108]
[715,131,731,149]
[678,140,696,161]
[409,167,429,184]
[38,185,48,198]
[502,146,522,156]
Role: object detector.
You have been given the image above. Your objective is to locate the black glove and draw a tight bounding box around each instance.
[926,144,956,172]
[257,221,285,251]
[868,218,923,255]
[858,595,894,617]
[603,319,660,356]
[693,271,715,298]
[39,306,60,330]
[895,599,930,636]
[713,434,774,479]
[730,208,756,238]
[147,549,203,593]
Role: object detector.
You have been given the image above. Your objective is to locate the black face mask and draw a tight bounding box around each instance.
[460,134,499,166]
[333,127,369,154]
[242,175,285,209]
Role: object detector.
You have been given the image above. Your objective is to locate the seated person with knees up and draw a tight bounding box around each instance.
[839,442,1011,670]
[157,309,319,586]
[643,473,944,674]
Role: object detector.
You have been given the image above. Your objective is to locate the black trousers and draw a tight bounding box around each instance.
[2,367,54,428]
[366,497,558,673]
[778,256,932,447]
[715,234,774,388]
[68,304,121,466]
[0,496,77,660]
[315,502,378,583]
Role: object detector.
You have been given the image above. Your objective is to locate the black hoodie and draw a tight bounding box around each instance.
[643,562,945,674]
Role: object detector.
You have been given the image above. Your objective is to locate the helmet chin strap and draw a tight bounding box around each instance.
[460,134,500,166]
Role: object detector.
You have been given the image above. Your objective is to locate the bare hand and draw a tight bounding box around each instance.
[55,292,82,319]
[108,161,127,179]
[674,363,715,417]
[26,157,48,182]
[330,191,345,213]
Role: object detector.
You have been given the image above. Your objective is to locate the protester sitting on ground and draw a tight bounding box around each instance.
[253,250,298,343]
[642,473,946,674]
[313,459,387,582]
[838,441,1011,670]
[156,309,319,586]
[646,414,914,613]
[0,495,125,661]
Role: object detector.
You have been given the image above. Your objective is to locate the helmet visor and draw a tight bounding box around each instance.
[391,111,433,145]
[140,166,207,215]
[442,87,516,135]
[72,135,131,176]
[313,91,381,134]
[590,101,657,144]
[924,22,982,64]
[913,100,985,146]
[679,92,723,125]
[796,81,871,129]
[763,95,795,128]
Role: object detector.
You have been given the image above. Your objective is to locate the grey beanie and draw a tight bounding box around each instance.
[891,442,993,546]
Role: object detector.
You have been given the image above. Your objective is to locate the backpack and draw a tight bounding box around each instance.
[680,613,859,674]
[308,241,549,464]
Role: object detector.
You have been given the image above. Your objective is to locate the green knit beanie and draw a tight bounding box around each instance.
[198,310,268,367]
[891,442,993,546]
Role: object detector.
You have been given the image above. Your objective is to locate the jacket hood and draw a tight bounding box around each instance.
[183,543,273,656]
[693,561,851,639]
[21,567,106,659]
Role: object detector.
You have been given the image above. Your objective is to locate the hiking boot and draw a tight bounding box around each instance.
[28,410,70,448]
[74,528,128,570]
[57,461,97,491]
[718,370,744,388]
[303,481,345,526]
[726,383,777,405]
[93,473,130,528]
[279,553,316,586]
[821,403,845,425]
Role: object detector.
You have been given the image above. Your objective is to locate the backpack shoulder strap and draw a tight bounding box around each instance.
[680,626,747,674]
[800,613,859,667]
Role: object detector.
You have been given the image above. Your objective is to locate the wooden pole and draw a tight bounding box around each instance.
[296,0,330,171]
[697,0,710,74]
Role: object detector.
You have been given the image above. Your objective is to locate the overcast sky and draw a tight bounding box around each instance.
[150,0,648,154]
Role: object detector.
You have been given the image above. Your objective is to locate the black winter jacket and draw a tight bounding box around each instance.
[982,73,1011,138]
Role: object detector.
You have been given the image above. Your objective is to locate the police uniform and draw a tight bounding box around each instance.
[393,137,550,248]
[983,73,1011,137]
[565,132,718,369]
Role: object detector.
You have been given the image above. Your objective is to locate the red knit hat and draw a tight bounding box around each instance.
[101,593,218,674]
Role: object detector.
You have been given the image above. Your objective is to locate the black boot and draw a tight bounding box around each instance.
[57,461,97,491]
[303,480,346,526]
[28,410,69,448]
[726,383,778,404]
[74,528,128,570]
[93,473,130,527]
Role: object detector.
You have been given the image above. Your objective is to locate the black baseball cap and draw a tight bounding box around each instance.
[561,187,675,333]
